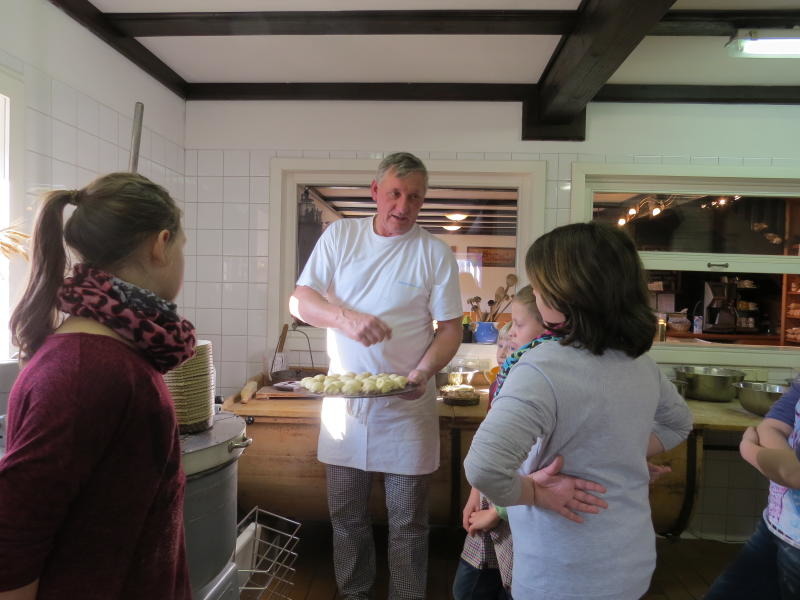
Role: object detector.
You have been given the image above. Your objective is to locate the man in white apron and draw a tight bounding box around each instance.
[291,152,463,599]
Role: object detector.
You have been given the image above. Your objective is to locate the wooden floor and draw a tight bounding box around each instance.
[276,523,741,600]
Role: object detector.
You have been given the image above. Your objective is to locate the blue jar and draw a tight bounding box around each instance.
[473,321,498,344]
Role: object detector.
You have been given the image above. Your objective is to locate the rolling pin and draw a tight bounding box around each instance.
[240,380,258,404]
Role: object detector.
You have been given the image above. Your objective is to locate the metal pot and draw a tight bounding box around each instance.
[669,378,687,398]
[734,382,788,416]
[674,366,745,402]
[182,411,251,596]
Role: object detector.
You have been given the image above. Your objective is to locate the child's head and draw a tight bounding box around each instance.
[526,222,655,358]
[495,322,513,365]
[509,285,546,348]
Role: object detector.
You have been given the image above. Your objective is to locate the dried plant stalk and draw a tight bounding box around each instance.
[0,226,30,260]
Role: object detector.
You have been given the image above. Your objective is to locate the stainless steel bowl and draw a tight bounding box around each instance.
[734,382,788,416]
[669,378,687,398]
[674,366,745,402]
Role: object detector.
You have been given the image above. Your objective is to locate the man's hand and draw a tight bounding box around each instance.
[398,368,430,400]
[340,309,392,347]
[467,508,501,536]
[528,455,608,523]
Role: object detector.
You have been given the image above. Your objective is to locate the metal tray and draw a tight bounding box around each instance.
[272,380,419,398]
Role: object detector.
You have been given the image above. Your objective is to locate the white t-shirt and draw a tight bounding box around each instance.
[296,217,462,475]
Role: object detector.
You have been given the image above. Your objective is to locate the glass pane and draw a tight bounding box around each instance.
[594,192,800,256]
[295,184,518,330]
[645,269,800,347]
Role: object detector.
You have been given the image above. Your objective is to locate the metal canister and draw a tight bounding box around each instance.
[693,316,703,333]
[656,319,667,342]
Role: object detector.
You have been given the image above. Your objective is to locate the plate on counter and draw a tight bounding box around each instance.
[273,380,419,398]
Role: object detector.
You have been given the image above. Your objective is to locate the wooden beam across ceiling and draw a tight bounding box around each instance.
[523,0,678,140]
[652,10,800,37]
[187,83,534,102]
[107,10,576,37]
[596,85,800,105]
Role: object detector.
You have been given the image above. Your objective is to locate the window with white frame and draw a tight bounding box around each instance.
[572,163,800,348]
[0,68,25,359]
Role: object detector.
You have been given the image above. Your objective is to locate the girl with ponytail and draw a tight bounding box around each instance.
[0,173,194,600]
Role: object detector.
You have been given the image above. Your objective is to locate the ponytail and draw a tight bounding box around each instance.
[10,173,180,361]
[10,189,76,360]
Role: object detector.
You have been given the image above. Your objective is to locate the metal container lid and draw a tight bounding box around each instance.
[180,411,251,476]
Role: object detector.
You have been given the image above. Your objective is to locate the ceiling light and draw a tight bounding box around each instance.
[651,206,662,217]
[442,225,461,231]
[729,28,800,58]
[446,213,468,221]
[617,218,626,227]
[628,207,637,216]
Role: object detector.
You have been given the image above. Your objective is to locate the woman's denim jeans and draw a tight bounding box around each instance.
[705,518,800,599]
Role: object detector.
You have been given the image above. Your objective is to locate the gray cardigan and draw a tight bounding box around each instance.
[464,341,692,600]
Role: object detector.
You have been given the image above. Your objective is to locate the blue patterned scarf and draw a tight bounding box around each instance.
[494,332,562,395]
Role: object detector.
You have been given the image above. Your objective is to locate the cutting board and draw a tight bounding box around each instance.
[255,385,317,400]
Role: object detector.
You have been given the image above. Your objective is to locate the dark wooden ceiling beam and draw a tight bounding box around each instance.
[653,10,800,37]
[185,82,800,105]
[536,0,678,125]
[107,10,576,37]
[596,85,800,105]
[186,83,534,102]
[47,0,188,98]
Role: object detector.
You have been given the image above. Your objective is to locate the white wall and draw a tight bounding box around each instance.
[438,233,517,312]
[0,0,186,360]
[0,0,186,233]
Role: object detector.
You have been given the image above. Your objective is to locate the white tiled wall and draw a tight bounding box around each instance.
[18,64,185,231]
[211,148,800,399]
[690,439,770,543]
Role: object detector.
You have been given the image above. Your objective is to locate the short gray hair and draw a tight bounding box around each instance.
[376,152,428,187]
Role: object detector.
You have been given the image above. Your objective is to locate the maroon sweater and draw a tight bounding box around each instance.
[0,333,191,599]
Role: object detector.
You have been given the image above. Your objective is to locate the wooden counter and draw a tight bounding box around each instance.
[223,393,763,532]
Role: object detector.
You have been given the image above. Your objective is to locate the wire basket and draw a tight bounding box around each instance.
[236,507,301,599]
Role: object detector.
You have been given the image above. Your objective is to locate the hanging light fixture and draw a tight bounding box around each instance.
[446,213,468,221]
[442,225,461,231]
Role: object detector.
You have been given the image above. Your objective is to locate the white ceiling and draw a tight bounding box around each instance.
[141,35,561,84]
[78,1,800,95]
[611,37,800,85]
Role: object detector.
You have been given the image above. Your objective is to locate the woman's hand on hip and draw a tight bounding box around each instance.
[527,455,608,523]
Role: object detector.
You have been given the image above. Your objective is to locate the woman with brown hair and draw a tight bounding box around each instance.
[465,222,692,600]
[0,173,194,600]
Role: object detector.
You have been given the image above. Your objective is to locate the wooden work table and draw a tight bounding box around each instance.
[222,392,763,534]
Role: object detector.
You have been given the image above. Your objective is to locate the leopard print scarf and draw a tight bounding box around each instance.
[58,264,196,374]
